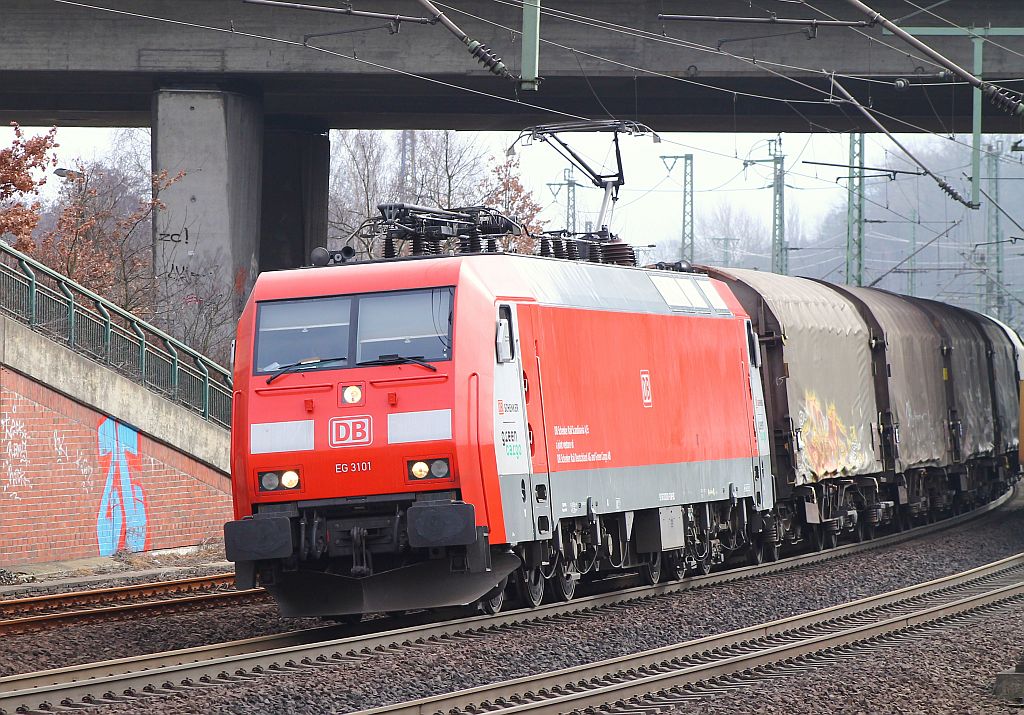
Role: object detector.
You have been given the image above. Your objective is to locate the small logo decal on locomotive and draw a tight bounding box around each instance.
[497,399,519,415]
[640,370,653,408]
[329,416,373,447]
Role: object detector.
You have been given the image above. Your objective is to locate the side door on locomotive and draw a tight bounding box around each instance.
[494,303,554,545]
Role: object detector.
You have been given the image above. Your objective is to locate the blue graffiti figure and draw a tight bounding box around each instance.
[96,419,147,556]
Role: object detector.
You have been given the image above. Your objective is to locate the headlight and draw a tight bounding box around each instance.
[407,458,451,481]
[260,472,280,491]
[342,385,363,404]
[259,469,301,491]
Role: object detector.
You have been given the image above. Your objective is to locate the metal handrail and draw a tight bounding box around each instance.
[0,241,232,428]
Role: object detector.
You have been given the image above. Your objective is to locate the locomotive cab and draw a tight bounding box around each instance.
[224,262,520,616]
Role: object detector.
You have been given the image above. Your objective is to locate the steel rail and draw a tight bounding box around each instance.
[0,487,1013,713]
[0,574,236,618]
[0,589,265,637]
[354,553,1024,715]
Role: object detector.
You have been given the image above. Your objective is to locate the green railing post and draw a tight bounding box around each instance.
[58,281,76,347]
[164,338,180,399]
[17,259,36,327]
[95,301,112,365]
[130,320,147,384]
[196,357,211,420]
[0,242,230,427]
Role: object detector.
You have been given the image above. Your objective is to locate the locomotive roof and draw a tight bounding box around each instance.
[251,252,744,319]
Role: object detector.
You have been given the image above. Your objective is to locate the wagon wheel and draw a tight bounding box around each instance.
[515,564,545,608]
[853,517,866,543]
[824,529,838,550]
[761,538,780,562]
[811,524,826,552]
[639,551,663,586]
[747,538,764,566]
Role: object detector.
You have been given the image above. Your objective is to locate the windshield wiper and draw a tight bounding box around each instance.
[266,356,348,384]
[356,354,438,372]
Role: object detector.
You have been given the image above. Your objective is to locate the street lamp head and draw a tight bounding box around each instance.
[54,167,82,180]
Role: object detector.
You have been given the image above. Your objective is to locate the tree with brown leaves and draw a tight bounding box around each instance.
[20,160,181,317]
[0,124,57,245]
[481,155,545,253]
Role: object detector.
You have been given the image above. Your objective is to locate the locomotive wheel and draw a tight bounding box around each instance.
[696,552,712,575]
[516,565,545,608]
[667,551,687,581]
[639,551,663,585]
[547,558,576,602]
[481,577,508,615]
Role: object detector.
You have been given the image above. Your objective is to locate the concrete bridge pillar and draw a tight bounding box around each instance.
[260,121,329,272]
[151,90,329,354]
[152,88,263,343]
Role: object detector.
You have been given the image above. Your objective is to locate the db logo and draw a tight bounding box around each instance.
[640,370,653,408]
[329,416,373,447]
[497,400,504,415]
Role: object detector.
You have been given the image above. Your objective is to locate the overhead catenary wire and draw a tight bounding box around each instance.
[437,0,839,107]
[837,0,1024,115]
[46,0,591,122]
[240,0,432,24]
[462,0,1018,166]
[829,76,975,208]
[867,219,962,286]
[898,0,1024,64]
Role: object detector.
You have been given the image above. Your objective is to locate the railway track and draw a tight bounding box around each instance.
[356,552,1024,715]
[0,574,261,636]
[0,487,1013,714]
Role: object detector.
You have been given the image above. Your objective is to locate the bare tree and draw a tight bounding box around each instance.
[416,130,488,209]
[154,248,235,363]
[327,130,401,259]
[696,199,770,269]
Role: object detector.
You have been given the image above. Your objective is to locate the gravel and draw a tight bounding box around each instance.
[0,543,229,600]
[661,600,1024,714]
[9,494,1024,714]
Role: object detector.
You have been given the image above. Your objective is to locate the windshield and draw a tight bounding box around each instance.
[356,289,453,363]
[254,287,453,375]
[255,296,351,373]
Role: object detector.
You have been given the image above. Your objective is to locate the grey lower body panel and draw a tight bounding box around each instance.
[498,458,761,545]
[547,456,758,521]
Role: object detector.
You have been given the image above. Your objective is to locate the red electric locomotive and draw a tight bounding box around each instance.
[225,205,1019,618]
[225,208,773,616]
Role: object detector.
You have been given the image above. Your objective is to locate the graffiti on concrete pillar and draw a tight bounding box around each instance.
[96,418,148,556]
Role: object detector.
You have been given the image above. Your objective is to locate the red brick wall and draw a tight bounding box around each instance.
[0,367,232,567]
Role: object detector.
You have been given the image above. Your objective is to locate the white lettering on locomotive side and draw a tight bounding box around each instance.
[336,461,373,473]
[329,416,373,447]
